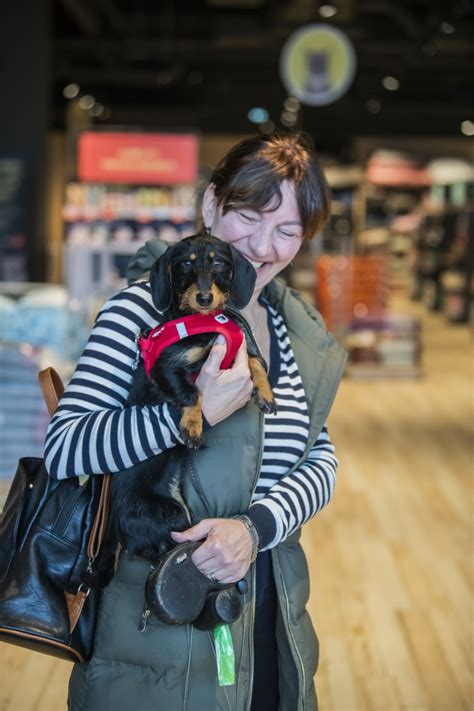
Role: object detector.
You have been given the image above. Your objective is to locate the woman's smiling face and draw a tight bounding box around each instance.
[202,179,304,296]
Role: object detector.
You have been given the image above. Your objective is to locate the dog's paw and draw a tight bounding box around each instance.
[179,404,204,449]
[179,424,203,449]
[252,387,278,415]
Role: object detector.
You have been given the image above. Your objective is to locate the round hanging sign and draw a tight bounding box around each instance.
[280,24,356,106]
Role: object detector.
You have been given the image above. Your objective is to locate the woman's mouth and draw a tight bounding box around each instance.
[248,259,266,271]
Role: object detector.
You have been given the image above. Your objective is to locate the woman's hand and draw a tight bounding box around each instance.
[170,518,253,584]
[196,335,253,427]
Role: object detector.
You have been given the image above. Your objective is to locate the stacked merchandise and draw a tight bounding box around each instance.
[63,183,196,302]
[417,158,474,323]
[315,255,388,334]
[0,284,80,479]
[315,255,422,378]
[363,150,432,288]
[0,345,49,479]
[344,315,422,379]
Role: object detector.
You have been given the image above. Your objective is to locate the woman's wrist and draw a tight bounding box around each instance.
[244,504,276,551]
[231,514,259,562]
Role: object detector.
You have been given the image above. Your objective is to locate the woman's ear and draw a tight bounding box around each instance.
[202,183,218,228]
[149,248,173,313]
[229,246,257,309]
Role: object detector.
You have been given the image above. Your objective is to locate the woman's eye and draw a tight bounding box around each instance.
[238,211,259,223]
[278,228,301,239]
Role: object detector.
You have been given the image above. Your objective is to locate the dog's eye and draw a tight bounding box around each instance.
[211,257,223,266]
[181,259,193,270]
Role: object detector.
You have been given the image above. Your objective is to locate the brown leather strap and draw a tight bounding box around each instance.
[65,590,89,633]
[87,472,111,560]
[38,367,65,417]
[38,366,112,563]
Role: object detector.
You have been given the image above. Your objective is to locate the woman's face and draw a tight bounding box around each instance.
[202,179,304,295]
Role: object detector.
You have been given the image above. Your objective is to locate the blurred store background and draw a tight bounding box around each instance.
[0,1,473,710]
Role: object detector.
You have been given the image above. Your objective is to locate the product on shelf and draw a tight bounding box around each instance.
[0,283,89,363]
[315,255,388,334]
[366,150,431,188]
[344,314,422,379]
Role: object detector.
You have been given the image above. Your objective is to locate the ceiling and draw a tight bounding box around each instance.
[53,0,474,151]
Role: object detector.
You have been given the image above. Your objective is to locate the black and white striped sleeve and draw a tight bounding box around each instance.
[246,425,338,550]
[44,284,183,480]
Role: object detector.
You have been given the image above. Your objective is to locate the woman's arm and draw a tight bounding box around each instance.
[246,425,337,550]
[171,426,337,582]
[44,284,183,479]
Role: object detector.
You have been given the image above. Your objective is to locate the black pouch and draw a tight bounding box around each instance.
[145,541,245,630]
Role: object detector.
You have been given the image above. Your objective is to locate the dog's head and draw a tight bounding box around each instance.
[149,232,257,314]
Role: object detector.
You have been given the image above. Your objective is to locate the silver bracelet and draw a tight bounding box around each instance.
[232,514,259,563]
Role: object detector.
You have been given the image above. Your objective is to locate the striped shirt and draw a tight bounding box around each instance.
[247,302,337,549]
[44,282,337,550]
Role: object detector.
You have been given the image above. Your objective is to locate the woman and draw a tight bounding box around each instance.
[45,131,347,711]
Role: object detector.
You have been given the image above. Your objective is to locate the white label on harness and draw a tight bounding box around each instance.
[214,314,229,324]
[152,327,165,338]
[176,322,189,339]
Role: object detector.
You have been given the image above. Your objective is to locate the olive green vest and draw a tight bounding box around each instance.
[68,279,347,711]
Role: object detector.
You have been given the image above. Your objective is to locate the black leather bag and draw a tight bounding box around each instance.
[0,368,112,663]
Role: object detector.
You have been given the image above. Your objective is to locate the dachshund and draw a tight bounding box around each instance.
[110,232,277,564]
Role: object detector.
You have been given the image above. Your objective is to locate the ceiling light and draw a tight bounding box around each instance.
[382,76,399,91]
[79,94,95,110]
[260,119,275,134]
[89,103,104,117]
[156,70,174,86]
[461,120,474,136]
[367,98,381,114]
[284,97,300,112]
[187,71,203,86]
[319,5,337,18]
[63,83,80,99]
[422,44,436,57]
[281,111,297,126]
[248,107,269,124]
[440,22,455,34]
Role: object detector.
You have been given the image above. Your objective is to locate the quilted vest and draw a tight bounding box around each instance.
[68,278,347,711]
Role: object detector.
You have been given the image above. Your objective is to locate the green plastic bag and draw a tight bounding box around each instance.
[214,624,235,686]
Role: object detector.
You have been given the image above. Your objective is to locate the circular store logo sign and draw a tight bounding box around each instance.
[280,24,356,106]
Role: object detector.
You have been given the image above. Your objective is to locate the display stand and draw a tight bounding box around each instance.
[62,130,198,314]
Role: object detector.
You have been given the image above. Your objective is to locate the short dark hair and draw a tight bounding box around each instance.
[209,131,331,241]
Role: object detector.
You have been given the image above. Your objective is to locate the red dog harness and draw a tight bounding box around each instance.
[138,311,244,376]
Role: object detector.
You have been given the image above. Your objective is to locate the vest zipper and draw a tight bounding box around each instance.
[245,409,264,711]
[279,568,307,711]
[185,454,212,513]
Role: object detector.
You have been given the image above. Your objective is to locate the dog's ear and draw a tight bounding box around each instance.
[229,246,257,309]
[149,248,174,312]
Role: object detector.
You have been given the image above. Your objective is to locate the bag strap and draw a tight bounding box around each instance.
[38,367,111,564]
[38,367,65,417]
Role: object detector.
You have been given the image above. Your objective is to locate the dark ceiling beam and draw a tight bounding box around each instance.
[358,1,421,40]
[55,35,277,54]
[95,0,128,36]
[59,0,101,36]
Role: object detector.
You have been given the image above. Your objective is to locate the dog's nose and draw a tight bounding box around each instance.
[196,292,213,307]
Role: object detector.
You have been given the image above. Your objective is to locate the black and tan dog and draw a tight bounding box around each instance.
[127,231,277,449]
[110,232,276,564]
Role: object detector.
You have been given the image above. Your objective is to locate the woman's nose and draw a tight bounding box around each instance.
[247,224,273,259]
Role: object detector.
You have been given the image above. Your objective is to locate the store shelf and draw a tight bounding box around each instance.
[63,205,195,222]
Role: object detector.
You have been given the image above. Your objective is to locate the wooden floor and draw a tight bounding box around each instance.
[0,294,472,711]
[304,295,473,711]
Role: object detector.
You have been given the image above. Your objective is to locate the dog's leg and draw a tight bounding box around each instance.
[180,394,204,449]
[111,454,192,562]
[248,356,278,414]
